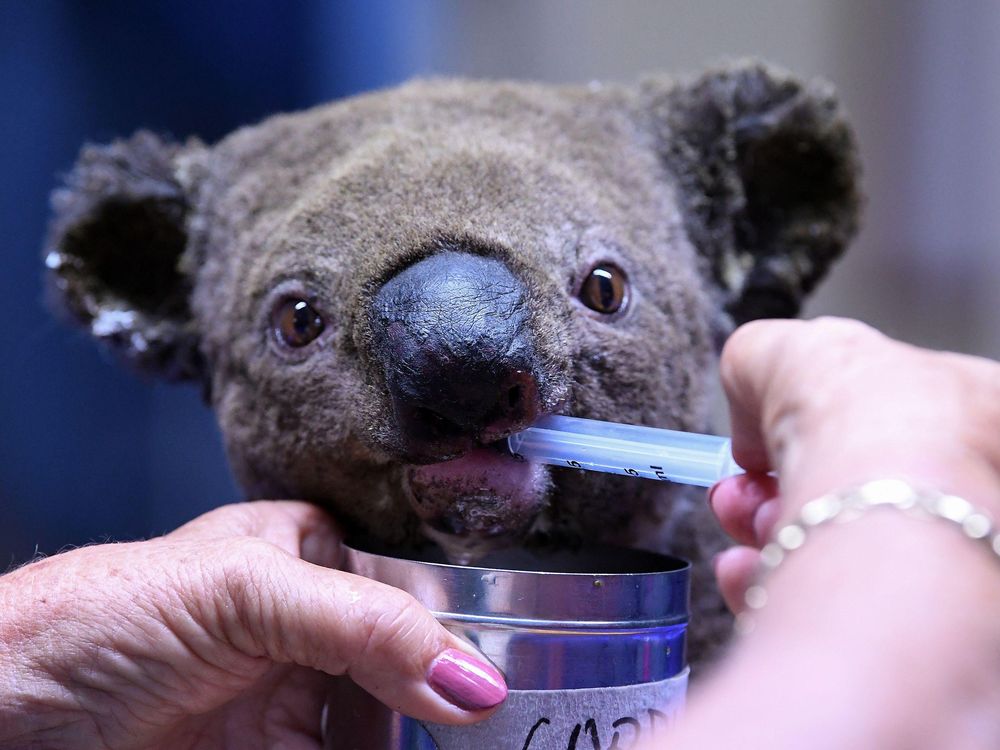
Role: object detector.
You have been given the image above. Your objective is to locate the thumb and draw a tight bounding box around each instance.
[196,537,507,724]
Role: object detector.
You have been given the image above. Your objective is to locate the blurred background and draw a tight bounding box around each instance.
[2,1,997,566]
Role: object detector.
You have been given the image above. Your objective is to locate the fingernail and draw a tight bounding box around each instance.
[427,648,508,711]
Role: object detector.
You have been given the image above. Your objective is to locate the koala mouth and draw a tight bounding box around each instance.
[403,447,550,565]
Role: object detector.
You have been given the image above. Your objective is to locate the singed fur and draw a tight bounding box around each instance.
[45,62,861,665]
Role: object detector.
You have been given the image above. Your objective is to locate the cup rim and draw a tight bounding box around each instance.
[344,538,689,576]
[342,539,690,625]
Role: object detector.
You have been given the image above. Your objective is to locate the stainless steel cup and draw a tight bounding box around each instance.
[323,542,690,750]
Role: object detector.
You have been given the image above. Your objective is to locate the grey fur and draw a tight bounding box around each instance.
[44,61,861,666]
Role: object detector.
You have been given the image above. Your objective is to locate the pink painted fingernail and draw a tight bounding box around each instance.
[427,648,508,711]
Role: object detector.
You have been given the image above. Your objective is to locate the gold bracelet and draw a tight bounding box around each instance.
[737,478,1000,634]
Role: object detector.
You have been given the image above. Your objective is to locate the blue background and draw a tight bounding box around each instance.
[0,1,431,566]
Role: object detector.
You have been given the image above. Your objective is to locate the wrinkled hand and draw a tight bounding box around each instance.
[711,317,1000,613]
[0,502,506,749]
[646,317,1000,750]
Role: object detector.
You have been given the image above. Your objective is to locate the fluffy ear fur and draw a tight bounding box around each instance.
[45,131,205,380]
[646,62,861,324]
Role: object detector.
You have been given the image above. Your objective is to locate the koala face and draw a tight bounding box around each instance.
[174,79,738,561]
[46,62,859,654]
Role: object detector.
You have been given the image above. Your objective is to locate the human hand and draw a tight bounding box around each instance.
[0,501,506,749]
[646,317,1000,750]
[712,316,1000,612]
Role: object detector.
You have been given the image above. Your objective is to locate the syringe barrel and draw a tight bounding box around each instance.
[507,415,742,488]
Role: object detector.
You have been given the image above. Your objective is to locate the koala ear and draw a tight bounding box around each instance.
[45,131,206,381]
[647,62,861,324]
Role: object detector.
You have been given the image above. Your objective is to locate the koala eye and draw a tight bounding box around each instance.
[273,298,325,347]
[579,264,628,314]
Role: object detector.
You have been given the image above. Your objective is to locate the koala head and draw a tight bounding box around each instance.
[46,62,859,566]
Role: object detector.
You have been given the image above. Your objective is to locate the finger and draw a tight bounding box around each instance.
[200,540,507,725]
[168,501,344,569]
[713,546,760,614]
[709,473,779,546]
[719,319,804,473]
[752,498,781,546]
[721,317,891,481]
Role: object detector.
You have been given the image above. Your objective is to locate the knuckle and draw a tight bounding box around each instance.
[216,537,285,579]
[806,316,882,351]
[355,589,437,665]
[200,538,287,653]
[722,318,791,361]
[722,318,768,360]
[759,318,885,396]
[720,319,797,396]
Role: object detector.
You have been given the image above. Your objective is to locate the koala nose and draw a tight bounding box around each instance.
[370,251,542,457]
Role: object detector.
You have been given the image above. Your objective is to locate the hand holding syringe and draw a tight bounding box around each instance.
[508,415,745,487]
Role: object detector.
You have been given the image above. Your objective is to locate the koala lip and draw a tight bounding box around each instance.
[404,447,549,562]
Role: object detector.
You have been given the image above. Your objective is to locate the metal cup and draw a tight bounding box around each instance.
[323,542,690,750]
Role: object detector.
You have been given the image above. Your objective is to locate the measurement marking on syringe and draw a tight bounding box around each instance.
[561,459,676,481]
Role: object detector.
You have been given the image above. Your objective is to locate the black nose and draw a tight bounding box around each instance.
[370,251,541,458]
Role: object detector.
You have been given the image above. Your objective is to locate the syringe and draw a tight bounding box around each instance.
[507,415,744,488]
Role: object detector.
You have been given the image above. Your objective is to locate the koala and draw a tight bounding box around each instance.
[45,61,860,666]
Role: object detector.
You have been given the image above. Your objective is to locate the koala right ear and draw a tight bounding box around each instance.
[644,62,861,326]
[45,131,206,381]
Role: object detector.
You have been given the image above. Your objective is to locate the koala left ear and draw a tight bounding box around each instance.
[45,131,207,381]
[645,61,862,324]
